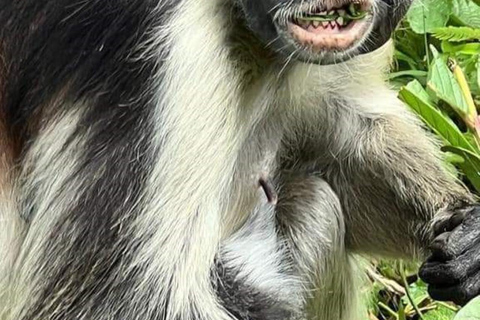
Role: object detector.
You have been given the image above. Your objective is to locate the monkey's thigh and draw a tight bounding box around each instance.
[278,175,364,320]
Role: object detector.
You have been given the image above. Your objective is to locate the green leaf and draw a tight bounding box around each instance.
[401,280,429,307]
[442,146,480,193]
[454,296,480,320]
[428,47,471,117]
[452,0,480,29]
[389,70,428,80]
[433,26,480,41]
[424,304,457,320]
[407,0,452,34]
[399,80,476,152]
[394,49,420,70]
[445,151,466,164]
[441,42,480,56]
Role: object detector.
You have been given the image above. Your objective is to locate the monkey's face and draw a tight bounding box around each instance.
[237,0,412,64]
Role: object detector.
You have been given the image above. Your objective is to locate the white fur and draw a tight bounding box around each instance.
[0,164,23,313]
[133,1,252,319]
[132,0,401,316]
[2,0,458,319]
[2,108,87,319]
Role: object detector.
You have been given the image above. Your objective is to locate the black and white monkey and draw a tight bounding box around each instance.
[1,0,480,319]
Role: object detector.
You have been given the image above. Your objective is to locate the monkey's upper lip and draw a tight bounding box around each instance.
[284,1,372,52]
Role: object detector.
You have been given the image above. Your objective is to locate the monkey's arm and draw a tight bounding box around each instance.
[323,100,473,259]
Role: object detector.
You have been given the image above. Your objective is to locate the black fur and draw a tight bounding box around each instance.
[359,0,412,56]
[0,1,177,318]
[0,1,437,319]
[420,205,480,306]
[215,262,295,320]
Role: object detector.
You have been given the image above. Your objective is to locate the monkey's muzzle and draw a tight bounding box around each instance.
[285,0,373,52]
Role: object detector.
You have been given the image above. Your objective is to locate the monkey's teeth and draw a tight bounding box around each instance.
[312,21,320,27]
[336,17,344,26]
[319,11,327,15]
[297,18,310,28]
[337,9,346,17]
[328,10,335,15]
[321,21,329,28]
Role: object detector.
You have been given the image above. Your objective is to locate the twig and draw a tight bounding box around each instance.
[367,266,406,296]
[400,262,426,320]
[378,302,399,320]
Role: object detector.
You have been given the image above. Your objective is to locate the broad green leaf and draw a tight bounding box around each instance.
[428,47,471,117]
[452,0,480,28]
[442,146,480,193]
[407,0,452,34]
[424,304,457,320]
[441,42,480,55]
[445,151,466,164]
[401,280,429,308]
[454,296,480,320]
[399,80,475,152]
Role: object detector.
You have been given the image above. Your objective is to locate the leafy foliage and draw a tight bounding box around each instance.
[455,297,480,319]
[369,0,480,319]
[433,27,480,41]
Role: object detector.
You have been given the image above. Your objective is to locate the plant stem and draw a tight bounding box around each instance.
[378,302,399,320]
[400,262,426,320]
[437,301,460,312]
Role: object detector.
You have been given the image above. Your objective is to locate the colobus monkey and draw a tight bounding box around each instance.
[0,0,479,319]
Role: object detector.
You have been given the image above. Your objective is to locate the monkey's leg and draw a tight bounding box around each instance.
[276,176,363,320]
[216,200,303,320]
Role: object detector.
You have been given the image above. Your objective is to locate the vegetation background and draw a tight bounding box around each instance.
[369,0,480,318]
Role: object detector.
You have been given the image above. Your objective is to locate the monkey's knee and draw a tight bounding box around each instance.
[216,202,303,320]
[276,176,345,277]
[277,176,344,239]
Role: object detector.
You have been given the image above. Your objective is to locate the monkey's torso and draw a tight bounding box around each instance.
[0,1,477,320]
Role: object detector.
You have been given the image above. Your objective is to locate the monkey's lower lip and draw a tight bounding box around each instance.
[287,19,370,52]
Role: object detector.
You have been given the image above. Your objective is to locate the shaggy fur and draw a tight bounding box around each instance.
[0,0,473,319]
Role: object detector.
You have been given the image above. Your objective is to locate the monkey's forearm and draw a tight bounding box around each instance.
[328,113,472,257]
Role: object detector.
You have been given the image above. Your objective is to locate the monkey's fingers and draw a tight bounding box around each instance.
[427,273,480,306]
[420,243,480,305]
[429,208,480,261]
[420,244,480,286]
[433,206,474,237]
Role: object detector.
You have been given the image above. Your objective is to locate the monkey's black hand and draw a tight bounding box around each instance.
[420,205,480,306]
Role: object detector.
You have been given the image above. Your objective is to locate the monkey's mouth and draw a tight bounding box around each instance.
[286,1,373,52]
